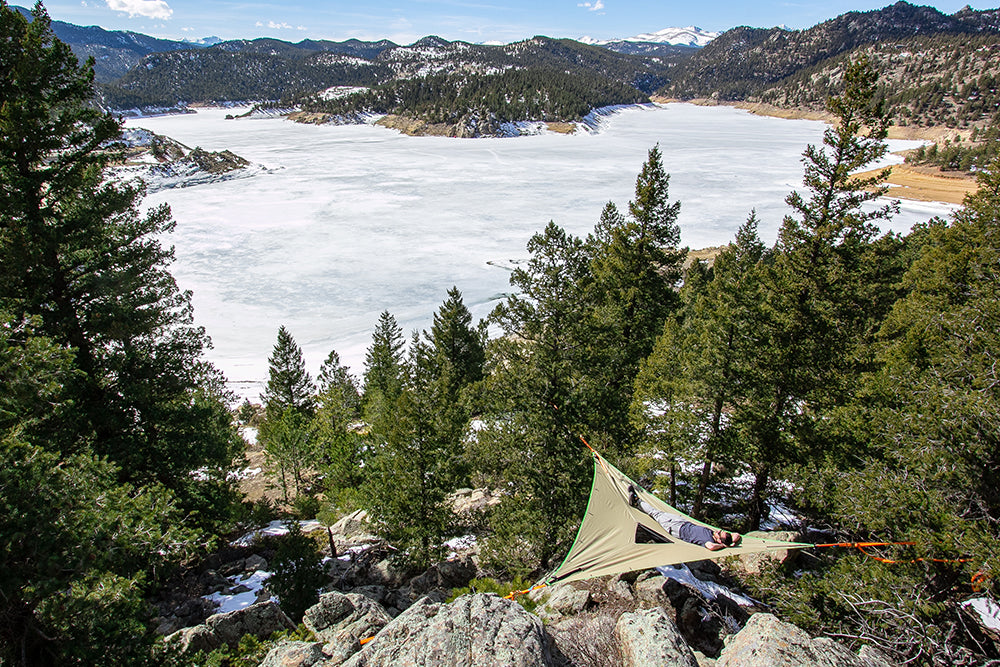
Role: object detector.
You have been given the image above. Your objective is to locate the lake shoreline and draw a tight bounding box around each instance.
[650,97,977,205]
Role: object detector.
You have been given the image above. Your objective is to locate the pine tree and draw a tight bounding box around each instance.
[756,158,1000,667]
[0,1,239,499]
[362,291,485,567]
[262,325,315,420]
[587,146,687,454]
[411,286,486,466]
[0,315,197,665]
[741,56,898,529]
[267,521,326,623]
[362,310,405,424]
[312,349,363,498]
[632,213,770,518]
[477,222,595,573]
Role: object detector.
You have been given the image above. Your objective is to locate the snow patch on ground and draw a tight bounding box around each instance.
[337,544,377,561]
[963,597,1000,631]
[204,569,272,613]
[115,161,271,193]
[227,466,261,481]
[443,534,477,558]
[656,564,757,607]
[231,519,325,547]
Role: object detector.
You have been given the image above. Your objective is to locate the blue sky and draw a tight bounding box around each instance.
[37,0,990,44]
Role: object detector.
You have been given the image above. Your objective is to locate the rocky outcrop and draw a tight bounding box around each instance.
[531,583,591,622]
[113,127,263,192]
[342,593,550,666]
[165,600,295,654]
[259,640,327,667]
[615,608,699,667]
[729,531,805,576]
[303,591,392,663]
[716,613,891,667]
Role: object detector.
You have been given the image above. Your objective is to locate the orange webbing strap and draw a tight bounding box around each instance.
[504,582,548,601]
[813,540,975,563]
[359,636,375,646]
[814,541,918,549]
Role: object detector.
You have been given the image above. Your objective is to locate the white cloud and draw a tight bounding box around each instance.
[256,20,294,30]
[106,0,172,20]
[577,0,604,10]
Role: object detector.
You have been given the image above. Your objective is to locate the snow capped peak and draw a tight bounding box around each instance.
[580,26,719,48]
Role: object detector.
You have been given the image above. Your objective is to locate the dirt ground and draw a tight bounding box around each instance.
[853,163,978,205]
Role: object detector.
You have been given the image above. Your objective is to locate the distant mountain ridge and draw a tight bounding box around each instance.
[12,5,209,81]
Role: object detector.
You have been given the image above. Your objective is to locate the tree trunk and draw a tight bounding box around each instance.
[670,463,676,507]
[746,465,770,532]
[692,458,712,519]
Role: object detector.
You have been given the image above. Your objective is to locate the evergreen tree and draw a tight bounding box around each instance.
[312,349,363,499]
[0,315,197,664]
[363,363,455,568]
[262,325,316,420]
[632,213,770,518]
[411,286,486,471]
[476,222,595,574]
[586,146,687,454]
[422,286,486,396]
[755,159,1000,667]
[259,408,313,503]
[362,310,405,424]
[362,290,485,567]
[0,1,240,500]
[740,57,897,529]
[267,521,325,623]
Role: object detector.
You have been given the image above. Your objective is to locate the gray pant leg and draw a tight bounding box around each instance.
[640,500,713,547]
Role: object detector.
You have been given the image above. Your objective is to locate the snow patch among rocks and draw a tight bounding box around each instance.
[656,564,757,607]
[231,519,325,547]
[205,569,273,614]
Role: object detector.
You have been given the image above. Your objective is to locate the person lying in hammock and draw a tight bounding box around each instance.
[629,485,741,551]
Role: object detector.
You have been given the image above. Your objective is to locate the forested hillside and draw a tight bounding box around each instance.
[662,2,1000,133]
[102,47,388,109]
[100,34,670,126]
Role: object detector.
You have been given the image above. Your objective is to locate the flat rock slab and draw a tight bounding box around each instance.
[342,593,550,667]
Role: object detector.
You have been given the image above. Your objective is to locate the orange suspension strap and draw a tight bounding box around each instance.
[813,540,974,564]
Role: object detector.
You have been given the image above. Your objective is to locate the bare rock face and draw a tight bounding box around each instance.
[532,583,591,622]
[258,640,326,667]
[207,600,296,649]
[729,531,804,576]
[329,510,375,543]
[716,613,892,667]
[615,608,699,667]
[341,593,550,667]
[303,591,392,664]
[165,600,294,654]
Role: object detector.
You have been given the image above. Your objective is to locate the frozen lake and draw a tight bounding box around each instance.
[128,104,953,399]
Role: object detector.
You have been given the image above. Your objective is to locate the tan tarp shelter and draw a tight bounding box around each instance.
[543,451,812,586]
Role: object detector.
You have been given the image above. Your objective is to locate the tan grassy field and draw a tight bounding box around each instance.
[854,164,978,205]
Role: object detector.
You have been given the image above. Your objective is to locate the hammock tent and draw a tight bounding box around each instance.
[540,450,813,587]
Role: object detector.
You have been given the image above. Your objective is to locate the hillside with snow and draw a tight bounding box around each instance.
[579,26,720,48]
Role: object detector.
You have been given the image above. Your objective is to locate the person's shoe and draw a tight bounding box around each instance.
[627,485,640,508]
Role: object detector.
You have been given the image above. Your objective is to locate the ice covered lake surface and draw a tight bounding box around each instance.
[127,104,954,400]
